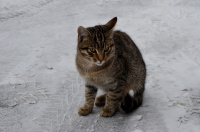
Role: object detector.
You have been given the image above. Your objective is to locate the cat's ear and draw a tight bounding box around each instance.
[77,26,91,42]
[105,17,117,38]
[105,17,117,31]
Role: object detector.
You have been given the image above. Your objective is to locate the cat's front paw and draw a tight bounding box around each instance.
[78,106,92,116]
[100,108,115,117]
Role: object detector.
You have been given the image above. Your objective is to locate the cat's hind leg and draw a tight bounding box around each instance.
[131,82,145,110]
[119,83,144,113]
[95,94,106,106]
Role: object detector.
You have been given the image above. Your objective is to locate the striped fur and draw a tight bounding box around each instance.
[76,17,146,117]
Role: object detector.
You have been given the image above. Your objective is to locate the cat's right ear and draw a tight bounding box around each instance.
[77,26,91,42]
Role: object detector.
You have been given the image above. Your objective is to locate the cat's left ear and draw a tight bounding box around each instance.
[105,17,117,31]
[105,17,117,38]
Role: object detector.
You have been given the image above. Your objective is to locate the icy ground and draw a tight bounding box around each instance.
[0,0,200,132]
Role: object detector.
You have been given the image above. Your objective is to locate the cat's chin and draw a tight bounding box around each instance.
[95,62,105,66]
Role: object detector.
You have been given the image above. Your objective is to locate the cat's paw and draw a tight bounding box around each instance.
[95,95,106,106]
[95,100,105,106]
[100,108,115,117]
[78,106,92,116]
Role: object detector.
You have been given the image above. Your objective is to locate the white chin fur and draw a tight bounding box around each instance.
[95,63,104,66]
[128,90,134,97]
[95,61,105,66]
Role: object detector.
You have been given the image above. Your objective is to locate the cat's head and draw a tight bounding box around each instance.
[77,17,117,66]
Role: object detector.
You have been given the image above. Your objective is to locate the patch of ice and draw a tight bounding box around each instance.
[132,129,144,132]
[132,115,143,121]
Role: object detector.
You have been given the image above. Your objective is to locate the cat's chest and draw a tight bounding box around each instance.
[82,71,113,90]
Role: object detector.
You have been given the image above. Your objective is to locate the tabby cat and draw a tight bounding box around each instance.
[76,17,146,117]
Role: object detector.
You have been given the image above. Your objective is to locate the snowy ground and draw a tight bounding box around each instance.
[0,0,200,132]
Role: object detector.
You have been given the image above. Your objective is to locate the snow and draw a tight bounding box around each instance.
[132,130,144,132]
[0,0,200,132]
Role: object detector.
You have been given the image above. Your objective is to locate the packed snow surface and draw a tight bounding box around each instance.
[0,0,200,132]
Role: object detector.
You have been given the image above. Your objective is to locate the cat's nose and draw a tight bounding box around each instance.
[98,55,104,62]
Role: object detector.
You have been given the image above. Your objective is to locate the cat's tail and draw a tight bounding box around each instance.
[118,90,143,113]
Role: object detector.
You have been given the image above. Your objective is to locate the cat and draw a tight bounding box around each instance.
[76,17,146,117]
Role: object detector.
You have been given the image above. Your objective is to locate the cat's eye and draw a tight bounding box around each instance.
[104,47,109,52]
[90,48,96,53]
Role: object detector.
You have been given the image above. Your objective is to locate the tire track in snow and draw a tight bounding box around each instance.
[32,72,84,132]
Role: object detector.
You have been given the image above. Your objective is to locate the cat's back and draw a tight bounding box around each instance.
[113,30,146,78]
[113,30,143,59]
[113,30,136,46]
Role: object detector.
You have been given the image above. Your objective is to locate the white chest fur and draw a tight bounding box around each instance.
[82,71,114,92]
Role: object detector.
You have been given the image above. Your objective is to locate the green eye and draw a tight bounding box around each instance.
[104,47,109,52]
[90,48,96,53]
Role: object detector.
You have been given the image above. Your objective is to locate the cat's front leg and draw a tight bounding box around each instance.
[78,85,97,116]
[100,87,123,117]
